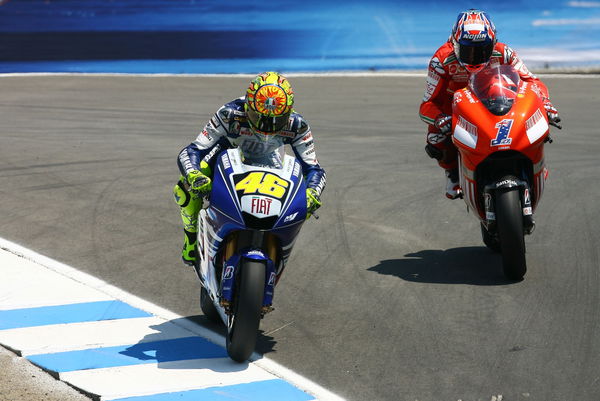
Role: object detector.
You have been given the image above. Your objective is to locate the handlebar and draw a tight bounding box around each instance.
[549,120,562,130]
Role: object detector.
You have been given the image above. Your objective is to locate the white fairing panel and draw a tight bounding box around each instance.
[454,124,478,149]
[240,195,282,217]
[526,109,549,144]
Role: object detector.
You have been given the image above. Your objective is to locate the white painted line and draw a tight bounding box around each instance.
[0,316,192,356]
[59,358,277,401]
[1,71,599,79]
[0,71,425,78]
[0,249,112,310]
[0,237,346,401]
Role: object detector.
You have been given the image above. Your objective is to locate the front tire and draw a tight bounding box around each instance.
[495,188,527,280]
[226,259,265,362]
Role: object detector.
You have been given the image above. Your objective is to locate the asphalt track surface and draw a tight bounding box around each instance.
[1,74,599,401]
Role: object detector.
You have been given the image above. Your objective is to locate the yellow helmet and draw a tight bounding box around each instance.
[245,72,294,134]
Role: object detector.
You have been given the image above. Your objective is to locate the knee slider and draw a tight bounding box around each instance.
[173,178,191,207]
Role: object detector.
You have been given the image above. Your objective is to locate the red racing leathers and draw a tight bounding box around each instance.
[419,40,550,169]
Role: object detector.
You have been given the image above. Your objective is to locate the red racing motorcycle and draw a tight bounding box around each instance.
[451,64,560,280]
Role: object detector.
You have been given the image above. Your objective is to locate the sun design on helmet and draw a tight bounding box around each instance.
[253,85,288,116]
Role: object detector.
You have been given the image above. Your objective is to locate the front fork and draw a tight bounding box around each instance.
[483,178,535,235]
[219,231,278,317]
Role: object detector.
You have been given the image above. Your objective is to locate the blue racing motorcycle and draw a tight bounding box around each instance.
[194,146,308,362]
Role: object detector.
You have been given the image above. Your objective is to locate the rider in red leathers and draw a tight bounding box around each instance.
[419,9,560,199]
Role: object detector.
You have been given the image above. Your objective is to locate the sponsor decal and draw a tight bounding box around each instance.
[277,131,295,138]
[427,132,447,145]
[301,132,313,142]
[457,115,478,136]
[524,188,531,205]
[247,250,265,257]
[461,32,487,41]
[523,206,533,216]
[448,63,467,76]
[201,129,212,141]
[423,71,441,102]
[526,109,544,130]
[267,272,276,286]
[293,162,301,177]
[491,119,514,146]
[496,179,518,188]
[464,89,477,103]
[284,212,299,222]
[430,57,445,75]
[519,81,529,95]
[484,192,492,210]
[251,196,273,215]
[210,116,221,128]
[530,83,543,98]
[223,265,235,280]
[221,154,231,169]
[240,140,269,155]
[453,92,463,105]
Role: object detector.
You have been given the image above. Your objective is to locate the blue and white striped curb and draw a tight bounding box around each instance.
[0,238,345,401]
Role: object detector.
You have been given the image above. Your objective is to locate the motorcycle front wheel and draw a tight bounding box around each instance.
[226,259,265,362]
[495,188,527,281]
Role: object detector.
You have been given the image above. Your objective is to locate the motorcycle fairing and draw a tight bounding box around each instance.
[452,65,550,220]
[198,147,308,322]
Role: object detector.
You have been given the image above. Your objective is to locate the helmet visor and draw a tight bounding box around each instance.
[457,41,494,67]
[247,107,290,133]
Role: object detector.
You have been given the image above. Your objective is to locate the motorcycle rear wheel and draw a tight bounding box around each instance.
[495,188,527,280]
[226,259,265,362]
[200,286,220,324]
[480,222,501,253]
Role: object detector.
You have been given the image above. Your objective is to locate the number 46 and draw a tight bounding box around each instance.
[235,172,289,198]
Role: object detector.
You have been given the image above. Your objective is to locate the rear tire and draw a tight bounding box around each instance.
[226,259,265,362]
[495,188,527,281]
[200,287,221,324]
[480,222,501,253]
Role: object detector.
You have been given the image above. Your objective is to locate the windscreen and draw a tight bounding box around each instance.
[469,64,520,116]
[239,144,286,170]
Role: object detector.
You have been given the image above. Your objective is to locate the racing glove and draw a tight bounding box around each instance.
[544,100,561,124]
[434,114,452,134]
[186,170,212,198]
[306,188,322,218]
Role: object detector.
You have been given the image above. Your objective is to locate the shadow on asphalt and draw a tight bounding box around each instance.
[187,315,277,356]
[120,315,277,367]
[368,246,516,285]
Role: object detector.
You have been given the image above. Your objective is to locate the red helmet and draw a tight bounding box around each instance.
[451,9,497,73]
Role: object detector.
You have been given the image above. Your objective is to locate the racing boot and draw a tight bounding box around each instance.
[181,230,197,266]
[173,176,202,266]
[445,168,463,199]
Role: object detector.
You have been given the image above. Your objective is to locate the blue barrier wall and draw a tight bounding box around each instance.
[1,0,599,73]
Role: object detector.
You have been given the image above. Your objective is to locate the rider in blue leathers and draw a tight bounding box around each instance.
[173,72,326,265]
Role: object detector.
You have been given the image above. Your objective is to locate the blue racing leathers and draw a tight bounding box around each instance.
[177,97,326,197]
